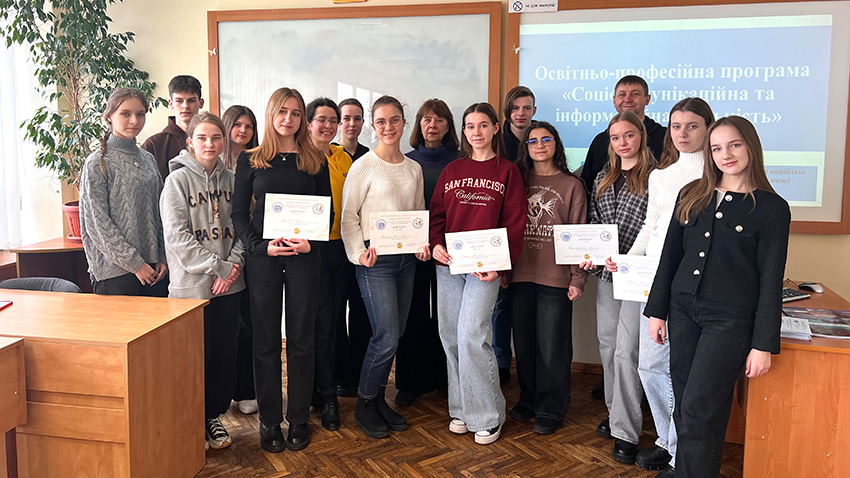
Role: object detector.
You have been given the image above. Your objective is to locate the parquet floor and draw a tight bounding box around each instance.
[197,352,743,477]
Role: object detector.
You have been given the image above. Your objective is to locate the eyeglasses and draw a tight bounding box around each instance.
[313,117,338,126]
[374,117,403,128]
[527,137,554,146]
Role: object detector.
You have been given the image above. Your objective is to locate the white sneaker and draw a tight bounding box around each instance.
[449,418,468,434]
[474,421,503,445]
[237,399,258,414]
[205,417,232,449]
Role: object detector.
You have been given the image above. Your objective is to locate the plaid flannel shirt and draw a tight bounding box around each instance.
[588,163,649,283]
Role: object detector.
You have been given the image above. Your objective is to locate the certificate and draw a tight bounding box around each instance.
[444,228,511,275]
[369,211,429,255]
[611,254,661,303]
[553,224,619,265]
[262,193,331,241]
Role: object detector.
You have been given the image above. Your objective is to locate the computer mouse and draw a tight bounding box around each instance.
[799,282,824,293]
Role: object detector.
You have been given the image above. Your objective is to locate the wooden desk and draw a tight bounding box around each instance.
[0,290,207,478]
[0,338,26,478]
[9,239,91,293]
[0,252,16,282]
[743,283,850,478]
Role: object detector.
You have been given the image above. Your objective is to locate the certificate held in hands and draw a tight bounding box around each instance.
[444,228,511,275]
[262,193,331,241]
[611,254,661,303]
[553,224,619,265]
[369,211,429,255]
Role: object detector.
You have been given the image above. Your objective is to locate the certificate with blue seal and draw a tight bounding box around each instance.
[444,227,511,275]
[368,211,429,255]
[552,224,618,265]
[262,193,331,241]
[611,254,661,302]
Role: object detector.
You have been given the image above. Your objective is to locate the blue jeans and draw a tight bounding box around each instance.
[436,266,504,432]
[639,302,677,463]
[491,287,513,368]
[510,282,573,421]
[356,253,416,399]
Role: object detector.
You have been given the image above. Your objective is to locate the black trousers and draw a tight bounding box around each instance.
[92,270,168,297]
[247,251,320,427]
[334,265,371,388]
[315,240,351,397]
[204,293,242,419]
[669,292,755,478]
[394,260,447,394]
[510,282,573,421]
[232,287,256,401]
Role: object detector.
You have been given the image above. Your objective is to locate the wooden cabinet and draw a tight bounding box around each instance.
[0,290,207,477]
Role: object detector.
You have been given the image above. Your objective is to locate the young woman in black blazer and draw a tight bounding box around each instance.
[644,116,791,478]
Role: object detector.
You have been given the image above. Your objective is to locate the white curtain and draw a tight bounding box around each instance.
[0,41,61,249]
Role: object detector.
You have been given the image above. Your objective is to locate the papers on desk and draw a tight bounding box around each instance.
[782,306,850,340]
[553,224,618,265]
[263,193,331,241]
[780,316,812,341]
[611,255,660,303]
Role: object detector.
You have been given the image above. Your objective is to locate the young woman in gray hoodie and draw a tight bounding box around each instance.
[160,112,245,452]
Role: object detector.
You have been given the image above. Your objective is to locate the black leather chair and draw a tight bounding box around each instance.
[0,277,81,293]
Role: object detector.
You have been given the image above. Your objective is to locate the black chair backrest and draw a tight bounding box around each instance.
[0,277,81,293]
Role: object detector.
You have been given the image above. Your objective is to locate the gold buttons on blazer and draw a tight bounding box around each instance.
[684,220,689,224]
[736,225,743,232]
[704,231,711,238]
[693,269,700,275]
[699,251,705,257]
[725,195,733,202]
[715,212,723,219]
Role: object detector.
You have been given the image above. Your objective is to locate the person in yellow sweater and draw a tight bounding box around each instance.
[307,98,353,432]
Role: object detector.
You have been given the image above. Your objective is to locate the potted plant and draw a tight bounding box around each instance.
[0,0,165,241]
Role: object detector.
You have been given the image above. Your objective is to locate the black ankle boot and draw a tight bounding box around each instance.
[259,422,286,453]
[355,396,389,438]
[321,395,340,431]
[286,422,310,451]
[376,386,407,431]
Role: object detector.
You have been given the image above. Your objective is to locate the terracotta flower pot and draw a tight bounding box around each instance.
[62,200,82,243]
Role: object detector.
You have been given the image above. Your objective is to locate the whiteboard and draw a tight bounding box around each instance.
[211,5,500,149]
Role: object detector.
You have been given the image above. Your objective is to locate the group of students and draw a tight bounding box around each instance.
[76,72,789,478]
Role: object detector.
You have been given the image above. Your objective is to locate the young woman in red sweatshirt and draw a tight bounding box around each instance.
[429,102,526,445]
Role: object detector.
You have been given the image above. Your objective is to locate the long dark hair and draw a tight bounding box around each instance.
[676,116,776,224]
[459,102,505,160]
[516,121,578,185]
[657,97,714,170]
[221,105,258,170]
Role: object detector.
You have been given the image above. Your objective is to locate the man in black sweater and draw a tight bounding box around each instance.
[579,75,666,193]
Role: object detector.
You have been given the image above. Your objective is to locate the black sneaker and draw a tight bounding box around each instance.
[656,465,675,478]
[596,417,612,439]
[533,417,560,435]
[636,445,672,471]
[205,417,231,449]
[509,404,535,422]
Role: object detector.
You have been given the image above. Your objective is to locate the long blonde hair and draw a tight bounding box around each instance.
[676,116,776,224]
[247,87,324,175]
[596,111,654,200]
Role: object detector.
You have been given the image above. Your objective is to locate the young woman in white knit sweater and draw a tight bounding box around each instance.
[606,97,714,478]
[340,95,430,439]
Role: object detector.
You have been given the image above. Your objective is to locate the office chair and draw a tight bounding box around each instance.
[0,277,82,293]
